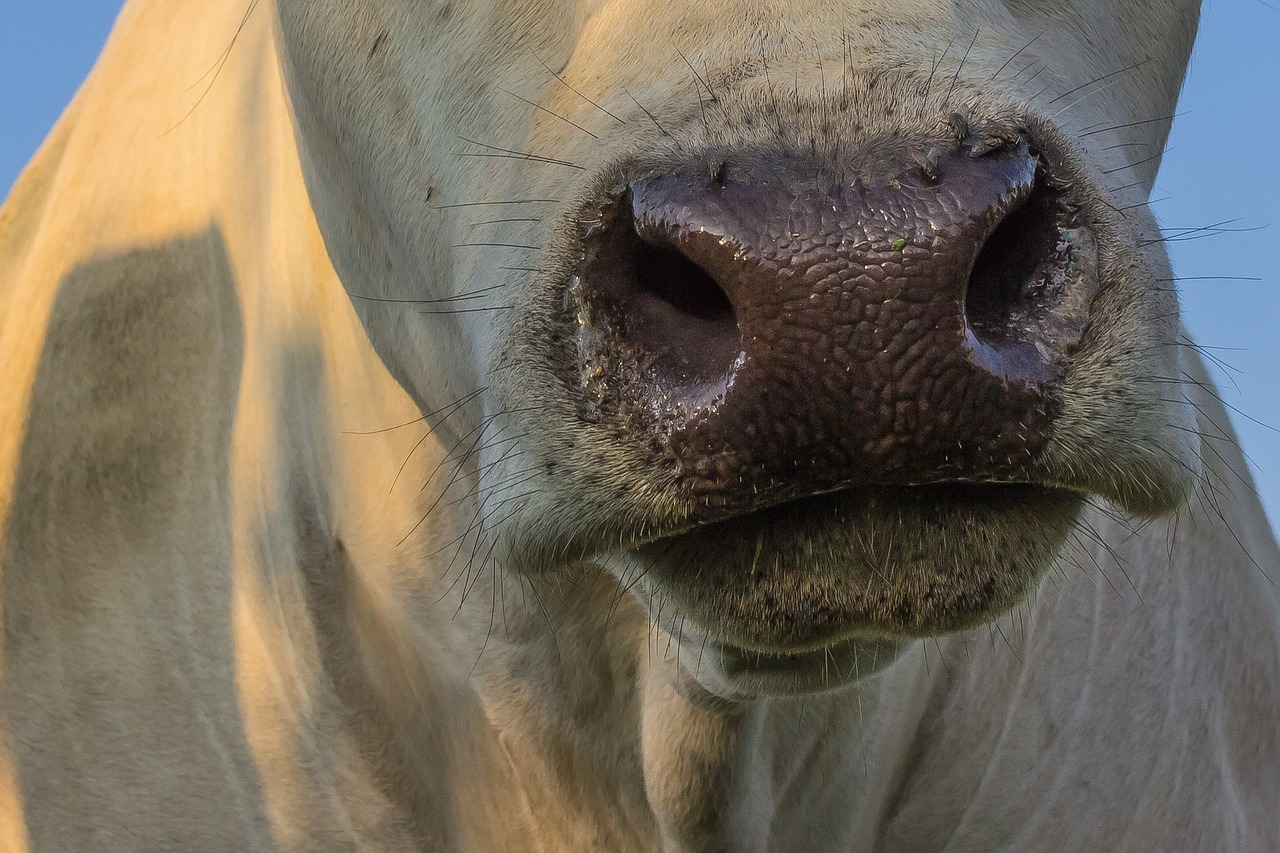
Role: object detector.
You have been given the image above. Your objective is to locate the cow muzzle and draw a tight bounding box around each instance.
[571,135,1097,520]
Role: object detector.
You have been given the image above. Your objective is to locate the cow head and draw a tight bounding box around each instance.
[272,0,1201,697]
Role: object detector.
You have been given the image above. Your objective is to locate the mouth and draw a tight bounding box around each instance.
[623,482,1082,695]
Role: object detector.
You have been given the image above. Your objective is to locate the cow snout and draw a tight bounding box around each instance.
[571,136,1099,516]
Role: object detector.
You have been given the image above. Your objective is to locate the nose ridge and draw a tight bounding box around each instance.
[632,144,1036,316]
[574,140,1095,514]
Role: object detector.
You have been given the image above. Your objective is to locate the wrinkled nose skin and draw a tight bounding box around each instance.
[573,139,1097,517]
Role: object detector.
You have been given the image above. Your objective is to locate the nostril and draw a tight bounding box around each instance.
[624,235,741,387]
[634,241,735,326]
[964,181,1068,344]
[577,192,742,391]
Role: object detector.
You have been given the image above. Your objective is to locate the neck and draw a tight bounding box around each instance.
[292,522,945,851]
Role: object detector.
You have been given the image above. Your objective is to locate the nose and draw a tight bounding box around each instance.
[573,138,1096,513]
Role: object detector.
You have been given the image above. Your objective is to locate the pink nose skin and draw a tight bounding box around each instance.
[573,138,1097,518]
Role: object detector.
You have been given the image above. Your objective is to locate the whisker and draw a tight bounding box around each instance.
[943,29,980,108]
[923,37,955,104]
[346,284,507,305]
[399,417,510,546]
[344,387,485,437]
[624,90,672,138]
[417,305,514,315]
[1108,179,1148,193]
[992,31,1044,80]
[1048,60,1146,110]
[454,137,584,174]
[1016,62,1046,85]
[1114,196,1168,212]
[1159,275,1262,282]
[433,199,559,210]
[1101,147,1169,175]
[160,0,261,135]
[452,242,540,250]
[497,86,600,138]
[465,217,542,228]
[1139,219,1264,247]
[674,45,718,104]
[533,54,625,124]
[1078,111,1184,138]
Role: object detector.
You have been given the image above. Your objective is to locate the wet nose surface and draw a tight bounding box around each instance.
[572,140,1097,515]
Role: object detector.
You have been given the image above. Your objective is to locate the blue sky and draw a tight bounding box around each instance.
[2,3,1276,533]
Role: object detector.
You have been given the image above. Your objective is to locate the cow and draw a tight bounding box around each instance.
[1,0,1277,849]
